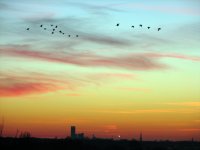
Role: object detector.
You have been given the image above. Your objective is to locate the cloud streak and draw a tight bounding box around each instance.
[165,102,200,107]
[0,47,200,70]
[82,34,131,47]
[66,93,81,97]
[1,46,200,72]
[92,108,200,114]
[116,87,151,92]
[0,47,166,70]
[0,82,59,97]
[22,14,132,47]
[146,53,200,61]
[0,72,76,97]
[113,3,200,16]
[88,73,137,80]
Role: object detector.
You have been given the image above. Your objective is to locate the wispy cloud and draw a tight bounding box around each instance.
[93,108,200,114]
[0,46,166,70]
[0,72,76,97]
[66,93,81,97]
[22,14,132,47]
[24,12,56,23]
[178,128,200,132]
[103,125,118,130]
[88,73,137,80]
[2,45,200,71]
[165,102,200,107]
[82,34,131,47]
[0,2,9,10]
[102,125,118,133]
[146,53,200,61]
[113,3,200,16]
[0,82,59,97]
[116,87,151,92]
[67,1,123,15]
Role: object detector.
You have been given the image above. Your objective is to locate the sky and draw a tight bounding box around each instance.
[0,0,200,140]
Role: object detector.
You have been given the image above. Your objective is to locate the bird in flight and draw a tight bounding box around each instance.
[147,27,150,29]
[55,26,58,28]
[26,28,29,30]
[40,25,43,27]
[51,25,53,26]
[139,24,142,27]
[59,30,62,33]
[44,28,46,30]
[158,28,161,31]
[131,26,134,28]
[63,33,65,35]
[52,32,54,34]
[116,23,119,26]
[68,35,71,37]
[76,35,79,37]
[53,29,55,31]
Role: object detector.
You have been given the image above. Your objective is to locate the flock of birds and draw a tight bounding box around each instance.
[116,23,162,31]
[26,24,79,37]
[26,23,162,37]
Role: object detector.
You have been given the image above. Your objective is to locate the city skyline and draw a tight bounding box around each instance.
[0,0,200,140]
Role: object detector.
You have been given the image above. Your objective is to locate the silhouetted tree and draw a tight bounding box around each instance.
[0,118,4,137]
[19,131,31,138]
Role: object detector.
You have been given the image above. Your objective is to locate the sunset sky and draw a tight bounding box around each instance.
[0,0,200,140]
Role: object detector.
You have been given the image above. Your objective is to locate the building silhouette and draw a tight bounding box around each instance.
[77,133,84,139]
[71,126,76,139]
[70,126,84,139]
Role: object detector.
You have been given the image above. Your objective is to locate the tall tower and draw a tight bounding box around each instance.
[71,126,76,139]
[140,132,143,142]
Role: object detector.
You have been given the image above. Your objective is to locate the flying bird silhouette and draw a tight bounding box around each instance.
[51,25,53,26]
[52,32,54,34]
[44,28,46,30]
[76,35,79,37]
[131,26,134,28]
[116,23,119,26]
[55,26,58,28]
[53,29,55,31]
[68,35,71,37]
[158,28,161,31]
[26,28,29,30]
[139,24,142,27]
[147,27,150,29]
[40,25,43,27]
[63,33,65,35]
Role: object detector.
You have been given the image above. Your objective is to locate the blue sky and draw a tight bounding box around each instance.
[0,0,199,57]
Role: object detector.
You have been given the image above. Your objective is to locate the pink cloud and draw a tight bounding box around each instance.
[145,53,200,61]
[0,82,60,97]
[88,73,137,80]
[0,73,76,97]
[1,47,200,72]
[0,47,166,70]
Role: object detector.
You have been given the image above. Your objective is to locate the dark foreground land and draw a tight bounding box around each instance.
[0,138,200,150]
